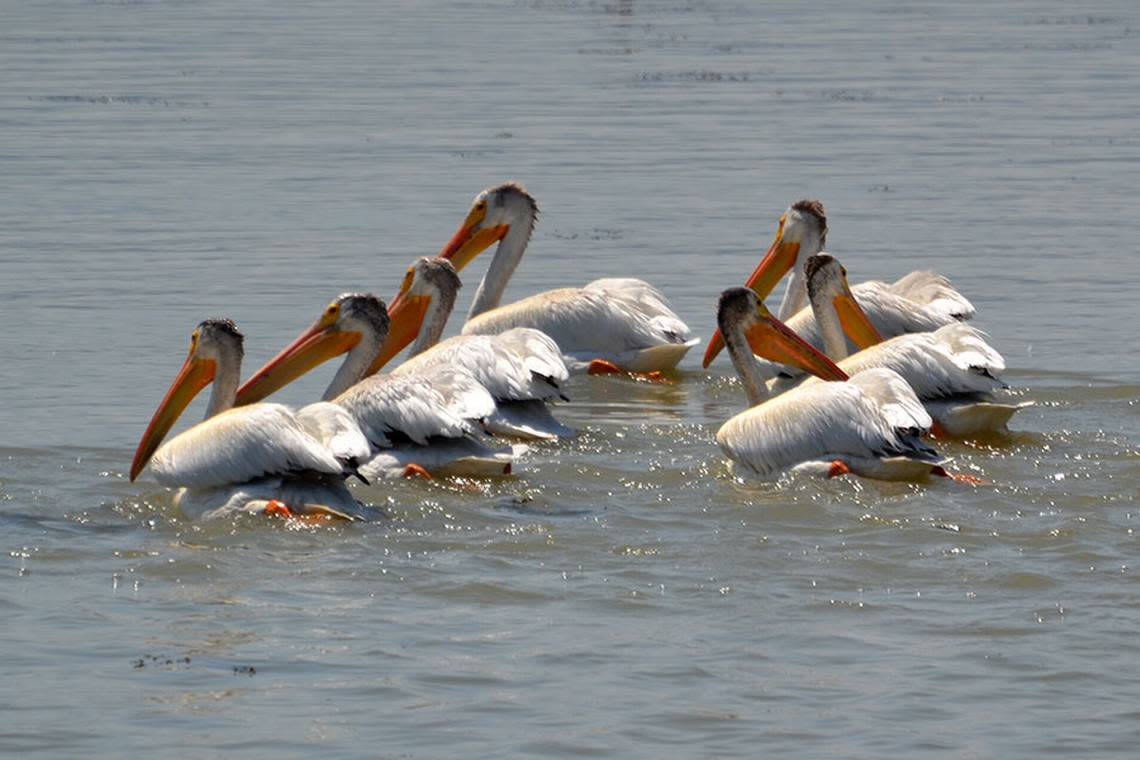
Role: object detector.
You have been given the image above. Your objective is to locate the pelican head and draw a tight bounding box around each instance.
[235,293,389,406]
[702,199,827,367]
[367,256,461,373]
[716,287,846,383]
[805,253,883,351]
[437,182,539,272]
[130,319,244,481]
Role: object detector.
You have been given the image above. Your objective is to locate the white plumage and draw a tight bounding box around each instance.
[791,254,1032,436]
[431,183,697,372]
[713,289,942,481]
[719,368,937,479]
[384,258,573,440]
[150,403,347,490]
[462,279,699,372]
[132,318,372,521]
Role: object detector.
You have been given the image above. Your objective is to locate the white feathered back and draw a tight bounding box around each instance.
[150,404,344,489]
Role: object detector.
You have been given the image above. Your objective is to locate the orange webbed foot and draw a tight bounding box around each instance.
[587,359,671,384]
[930,465,990,485]
[827,460,851,478]
[402,463,432,479]
[263,499,293,518]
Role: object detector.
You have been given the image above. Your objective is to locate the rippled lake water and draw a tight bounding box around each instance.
[3,0,1139,756]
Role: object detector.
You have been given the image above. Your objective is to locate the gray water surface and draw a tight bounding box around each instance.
[3,1,1139,756]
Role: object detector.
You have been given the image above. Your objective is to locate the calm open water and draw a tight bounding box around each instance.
[2,1,1139,756]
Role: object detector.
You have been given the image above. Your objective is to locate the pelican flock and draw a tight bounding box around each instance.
[129,187,1032,520]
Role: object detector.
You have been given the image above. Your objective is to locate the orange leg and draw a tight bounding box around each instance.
[930,465,990,485]
[402,463,432,479]
[263,499,294,518]
[262,499,335,524]
[587,359,669,383]
[827,460,851,478]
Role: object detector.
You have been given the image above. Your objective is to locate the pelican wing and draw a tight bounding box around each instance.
[296,401,371,464]
[335,368,493,447]
[150,404,344,489]
[492,327,570,388]
[799,324,1006,400]
[716,369,933,477]
[757,281,964,379]
[395,330,566,403]
[886,270,975,321]
[462,279,696,370]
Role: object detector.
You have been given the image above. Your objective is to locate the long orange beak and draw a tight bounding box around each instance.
[832,285,883,351]
[234,324,361,406]
[130,353,216,481]
[365,292,431,375]
[437,204,509,272]
[744,304,848,382]
[702,228,801,367]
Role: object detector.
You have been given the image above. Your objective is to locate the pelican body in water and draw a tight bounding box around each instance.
[714,288,945,480]
[703,199,975,369]
[130,319,371,521]
[377,183,698,374]
[380,257,573,440]
[235,293,513,479]
[793,254,1032,437]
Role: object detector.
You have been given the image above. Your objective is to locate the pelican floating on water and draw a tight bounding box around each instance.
[130,319,370,521]
[714,288,945,480]
[379,257,573,440]
[235,293,514,478]
[379,183,698,374]
[791,254,1032,437]
[703,199,975,369]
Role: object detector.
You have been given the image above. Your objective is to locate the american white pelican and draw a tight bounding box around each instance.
[703,199,975,368]
[378,182,698,374]
[714,288,945,480]
[794,254,1033,437]
[130,319,370,521]
[375,257,573,440]
[235,293,514,478]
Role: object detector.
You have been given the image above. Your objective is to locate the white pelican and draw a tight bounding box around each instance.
[377,182,698,375]
[130,319,371,521]
[235,293,514,478]
[703,199,975,368]
[794,254,1033,437]
[379,257,573,440]
[714,288,946,480]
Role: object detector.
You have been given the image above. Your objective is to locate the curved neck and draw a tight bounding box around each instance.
[776,266,807,321]
[205,352,240,418]
[411,286,458,357]
[724,322,772,408]
[809,290,849,361]
[467,215,534,320]
[775,235,823,321]
[323,334,382,401]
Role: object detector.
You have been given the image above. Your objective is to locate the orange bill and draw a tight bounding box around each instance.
[833,292,883,351]
[702,224,800,366]
[366,292,431,375]
[235,323,361,405]
[438,224,508,272]
[130,352,216,481]
[744,304,849,382]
